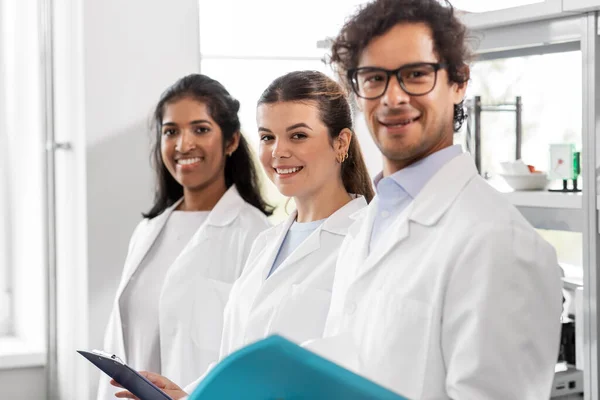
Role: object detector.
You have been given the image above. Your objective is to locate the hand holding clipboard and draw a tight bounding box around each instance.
[80,336,409,400]
[77,350,173,400]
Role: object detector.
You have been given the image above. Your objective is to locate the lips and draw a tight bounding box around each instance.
[379,116,420,127]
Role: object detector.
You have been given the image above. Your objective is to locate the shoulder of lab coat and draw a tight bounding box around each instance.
[438,171,563,399]
[101,197,182,336]
[111,198,184,299]
[129,198,183,254]
[204,185,270,229]
[411,155,562,399]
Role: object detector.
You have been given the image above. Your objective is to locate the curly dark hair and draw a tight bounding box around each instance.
[330,0,472,131]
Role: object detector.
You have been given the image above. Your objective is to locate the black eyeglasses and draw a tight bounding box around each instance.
[348,62,448,100]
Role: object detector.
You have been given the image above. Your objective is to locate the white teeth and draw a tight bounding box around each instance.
[177,157,202,165]
[385,117,418,126]
[275,167,301,175]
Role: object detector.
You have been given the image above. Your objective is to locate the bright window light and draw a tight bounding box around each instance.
[452,0,545,13]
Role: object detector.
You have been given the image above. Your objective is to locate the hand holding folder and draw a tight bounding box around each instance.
[188,335,409,400]
[80,335,409,400]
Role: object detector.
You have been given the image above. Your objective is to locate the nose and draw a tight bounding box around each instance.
[175,129,196,153]
[382,75,410,108]
[271,139,291,159]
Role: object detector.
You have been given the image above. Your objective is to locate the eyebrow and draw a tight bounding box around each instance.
[286,123,312,132]
[162,119,213,127]
[258,122,313,133]
[357,61,440,70]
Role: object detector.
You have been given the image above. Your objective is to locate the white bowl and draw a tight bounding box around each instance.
[499,173,548,191]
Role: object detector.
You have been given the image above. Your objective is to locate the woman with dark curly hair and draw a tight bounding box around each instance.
[310,1,563,399]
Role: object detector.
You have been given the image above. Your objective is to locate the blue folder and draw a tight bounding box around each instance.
[188,335,408,400]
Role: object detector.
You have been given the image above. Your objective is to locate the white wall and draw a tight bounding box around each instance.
[0,0,48,398]
[52,0,200,397]
[0,367,46,399]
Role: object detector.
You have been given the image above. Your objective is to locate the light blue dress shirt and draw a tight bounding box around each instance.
[369,145,463,252]
[268,218,326,277]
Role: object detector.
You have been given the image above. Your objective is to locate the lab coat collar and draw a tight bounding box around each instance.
[409,153,477,226]
[347,203,369,239]
[117,185,246,297]
[346,154,476,279]
[265,210,297,243]
[270,195,367,240]
[260,212,298,280]
[273,196,368,276]
[204,185,246,227]
[261,195,368,281]
[344,196,381,268]
[320,195,368,236]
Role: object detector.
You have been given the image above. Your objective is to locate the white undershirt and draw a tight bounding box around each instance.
[119,210,210,372]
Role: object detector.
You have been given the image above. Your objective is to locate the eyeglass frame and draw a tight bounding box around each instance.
[347,62,449,100]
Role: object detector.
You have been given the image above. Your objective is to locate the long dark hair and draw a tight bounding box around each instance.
[258,70,374,203]
[144,74,273,218]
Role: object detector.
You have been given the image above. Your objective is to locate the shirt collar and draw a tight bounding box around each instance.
[374,145,463,200]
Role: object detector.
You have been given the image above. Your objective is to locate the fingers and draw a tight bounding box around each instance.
[138,371,169,388]
[110,379,124,388]
[138,371,181,390]
[114,390,139,399]
[164,389,189,400]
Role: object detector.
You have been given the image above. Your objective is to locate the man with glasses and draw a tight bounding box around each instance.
[316,0,563,398]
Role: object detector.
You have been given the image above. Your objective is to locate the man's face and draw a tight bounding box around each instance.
[355,22,467,175]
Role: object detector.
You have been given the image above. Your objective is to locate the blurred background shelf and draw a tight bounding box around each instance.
[487,179,583,232]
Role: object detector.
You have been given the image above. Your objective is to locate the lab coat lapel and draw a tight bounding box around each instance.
[409,154,477,226]
[115,198,182,300]
[260,212,296,281]
[343,198,378,278]
[182,185,246,252]
[349,153,478,282]
[270,225,322,276]
[353,202,412,280]
[268,196,367,279]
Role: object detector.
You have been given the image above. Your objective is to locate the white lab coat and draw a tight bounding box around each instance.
[183,195,367,394]
[317,154,563,400]
[97,186,270,400]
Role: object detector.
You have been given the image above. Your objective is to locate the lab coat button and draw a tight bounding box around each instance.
[381,210,390,218]
[345,302,357,315]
